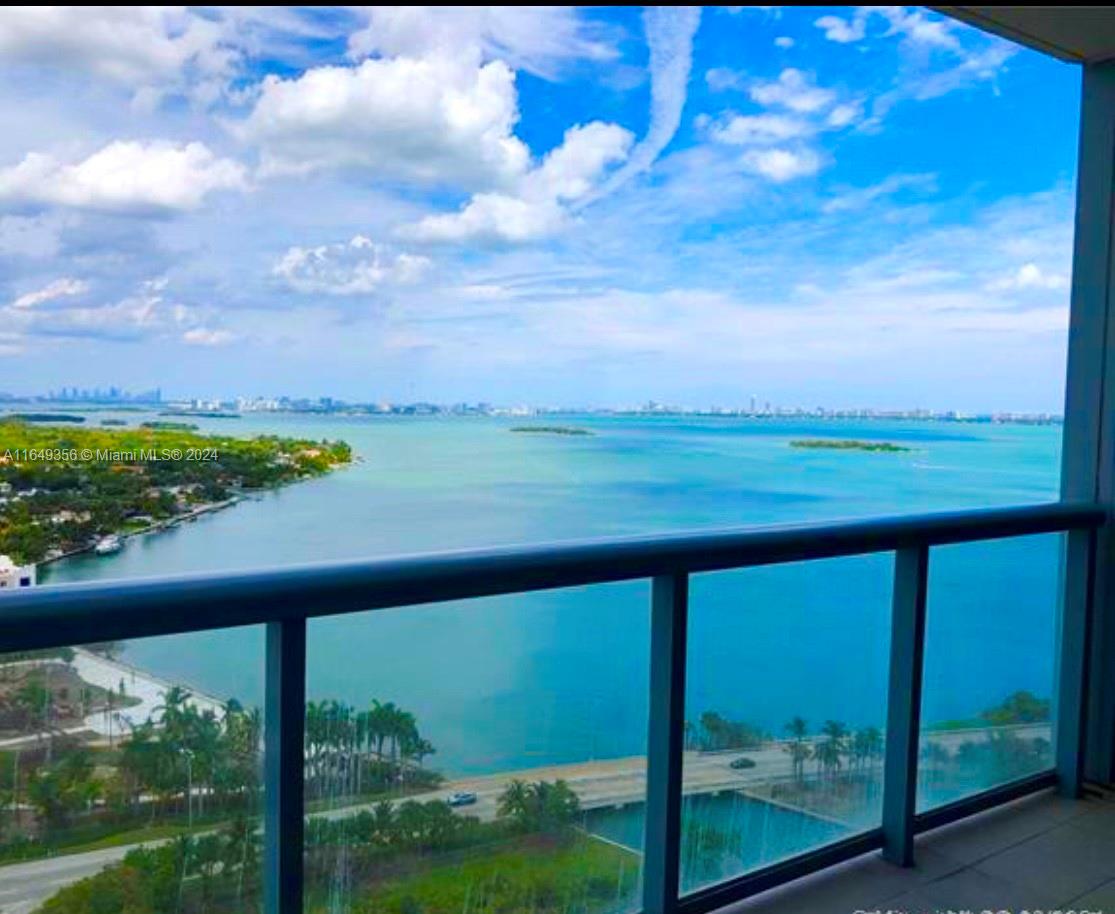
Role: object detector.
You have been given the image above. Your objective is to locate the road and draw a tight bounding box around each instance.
[0,723,1049,913]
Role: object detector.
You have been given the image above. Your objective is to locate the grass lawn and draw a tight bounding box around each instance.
[314,832,641,914]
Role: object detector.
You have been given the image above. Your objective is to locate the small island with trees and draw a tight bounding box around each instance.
[789,439,912,453]
[510,426,593,436]
[0,417,352,565]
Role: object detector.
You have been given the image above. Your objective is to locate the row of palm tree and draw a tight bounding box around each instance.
[304,698,437,802]
[782,717,883,784]
[116,688,261,823]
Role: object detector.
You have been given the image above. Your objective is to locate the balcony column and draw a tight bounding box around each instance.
[643,573,689,914]
[265,618,307,914]
[1061,60,1115,787]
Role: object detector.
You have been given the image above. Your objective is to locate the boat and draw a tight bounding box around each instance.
[93,535,123,556]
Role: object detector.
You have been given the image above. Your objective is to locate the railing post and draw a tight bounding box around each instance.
[1061,60,1115,786]
[1056,528,1097,797]
[882,545,929,867]
[265,618,306,914]
[643,573,689,914]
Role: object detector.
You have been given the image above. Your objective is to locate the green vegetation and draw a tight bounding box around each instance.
[0,418,351,564]
[790,439,911,452]
[932,690,1051,731]
[28,771,606,914]
[340,833,634,914]
[689,710,765,752]
[8,414,86,424]
[509,426,593,436]
[305,698,441,803]
[139,421,199,431]
[0,686,434,870]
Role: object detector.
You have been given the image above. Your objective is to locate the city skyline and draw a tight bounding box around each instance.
[0,7,1080,412]
[0,384,1064,422]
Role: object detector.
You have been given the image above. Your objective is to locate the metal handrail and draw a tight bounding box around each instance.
[0,499,1104,914]
[0,500,1102,652]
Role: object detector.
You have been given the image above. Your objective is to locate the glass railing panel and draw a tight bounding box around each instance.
[679,555,893,895]
[917,533,1062,812]
[305,582,649,914]
[0,627,264,912]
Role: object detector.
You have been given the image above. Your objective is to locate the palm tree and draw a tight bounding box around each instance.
[783,717,810,784]
[817,720,849,781]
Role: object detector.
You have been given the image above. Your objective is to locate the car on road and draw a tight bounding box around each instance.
[447,791,478,807]
[729,756,756,770]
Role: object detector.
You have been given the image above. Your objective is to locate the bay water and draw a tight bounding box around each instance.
[40,414,1062,776]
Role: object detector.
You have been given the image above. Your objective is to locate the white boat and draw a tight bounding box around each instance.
[94,535,123,556]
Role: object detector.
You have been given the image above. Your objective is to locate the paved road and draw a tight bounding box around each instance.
[0,723,1049,914]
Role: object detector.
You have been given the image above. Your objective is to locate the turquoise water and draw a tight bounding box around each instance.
[39,414,1062,775]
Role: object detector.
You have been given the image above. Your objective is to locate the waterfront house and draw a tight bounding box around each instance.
[0,553,35,590]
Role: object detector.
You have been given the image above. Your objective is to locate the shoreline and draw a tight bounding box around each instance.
[36,497,244,568]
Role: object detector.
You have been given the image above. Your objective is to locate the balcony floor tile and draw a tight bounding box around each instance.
[724,789,1113,914]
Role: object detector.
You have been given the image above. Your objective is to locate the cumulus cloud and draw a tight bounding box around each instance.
[774,36,795,49]
[0,141,247,214]
[812,8,1014,127]
[402,121,633,244]
[706,113,814,146]
[987,263,1069,293]
[0,7,235,102]
[740,148,821,182]
[814,12,867,44]
[750,68,836,114]
[240,55,529,189]
[814,8,959,49]
[345,7,615,79]
[703,69,847,183]
[274,235,432,295]
[2,276,235,346]
[11,277,88,309]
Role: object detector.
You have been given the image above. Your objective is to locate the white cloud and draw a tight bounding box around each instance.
[987,262,1069,293]
[750,68,835,114]
[0,7,235,101]
[822,173,937,214]
[588,7,701,200]
[274,235,432,294]
[877,7,962,52]
[182,327,236,346]
[814,12,867,44]
[707,113,814,146]
[11,277,88,309]
[345,7,616,79]
[401,195,568,245]
[815,8,958,50]
[740,148,821,182]
[826,103,862,128]
[0,141,247,214]
[240,55,529,189]
[403,121,633,244]
[774,36,795,49]
[706,67,744,92]
[4,277,162,341]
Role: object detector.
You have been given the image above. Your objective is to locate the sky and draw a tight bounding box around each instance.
[0,6,1082,412]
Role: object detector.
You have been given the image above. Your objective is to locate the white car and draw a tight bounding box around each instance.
[446,791,477,807]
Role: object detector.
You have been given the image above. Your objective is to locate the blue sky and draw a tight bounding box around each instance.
[0,7,1080,411]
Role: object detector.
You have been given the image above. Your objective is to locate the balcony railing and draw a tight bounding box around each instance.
[0,500,1104,914]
